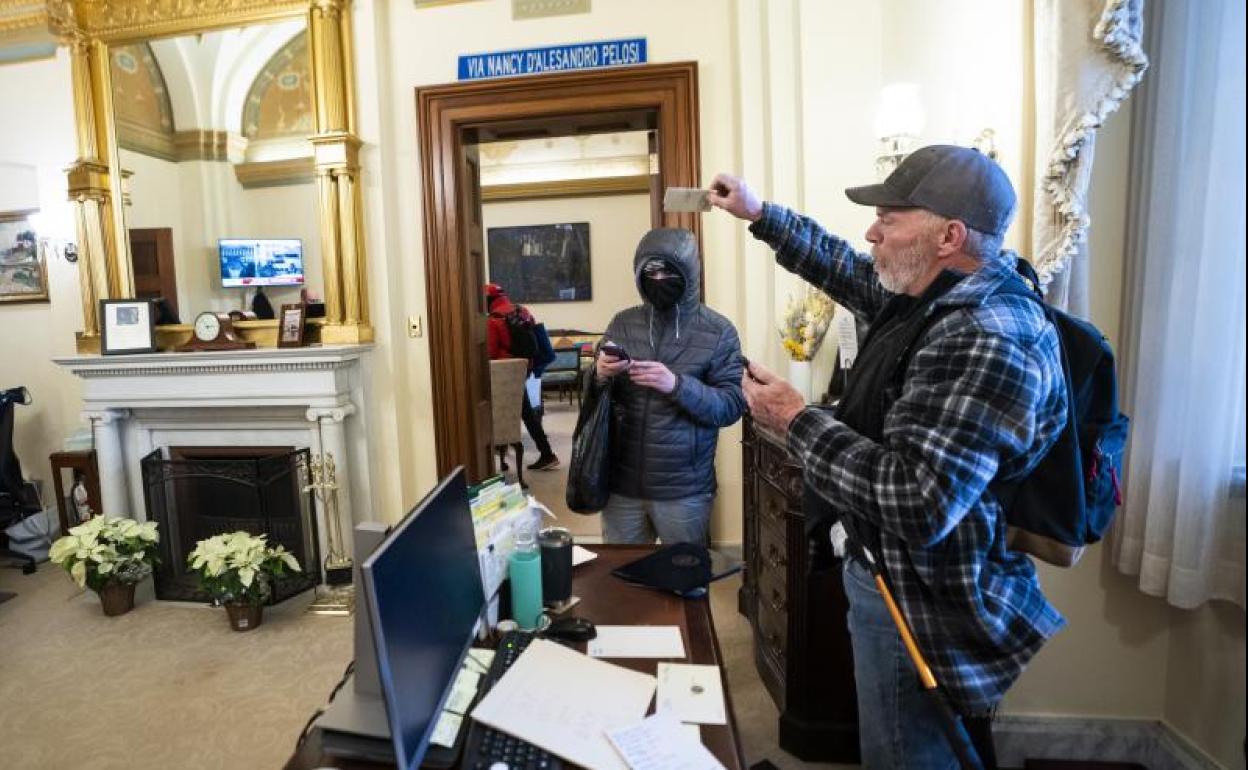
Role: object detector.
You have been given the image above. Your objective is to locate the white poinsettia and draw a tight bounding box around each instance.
[187,531,302,604]
[48,516,159,591]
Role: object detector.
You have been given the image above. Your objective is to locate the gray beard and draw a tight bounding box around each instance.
[875,242,929,294]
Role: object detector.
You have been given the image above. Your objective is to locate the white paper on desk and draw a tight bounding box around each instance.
[470,638,656,770]
[656,663,726,725]
[606,711,725,770]
[573,544,598,566]
[588,626,686,659]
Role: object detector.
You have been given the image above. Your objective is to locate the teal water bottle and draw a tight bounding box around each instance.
[508,522,544,630]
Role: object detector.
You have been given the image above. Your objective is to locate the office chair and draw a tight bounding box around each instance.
[1,386,39,582]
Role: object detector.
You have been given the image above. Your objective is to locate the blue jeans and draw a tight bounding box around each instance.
[600,492,713,546]
[843,559,964,769]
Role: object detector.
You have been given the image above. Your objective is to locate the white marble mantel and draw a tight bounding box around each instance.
[52,345,375,569]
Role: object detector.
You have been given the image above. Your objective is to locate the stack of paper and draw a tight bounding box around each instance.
[470,639,657,770]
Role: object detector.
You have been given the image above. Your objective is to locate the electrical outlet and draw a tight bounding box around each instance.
[408,315,423,338]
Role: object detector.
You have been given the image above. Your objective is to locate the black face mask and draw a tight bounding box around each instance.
[642,275,685,310]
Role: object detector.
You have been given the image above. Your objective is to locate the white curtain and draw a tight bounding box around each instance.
[1031,0,1147,314]
[1112,0,1246,610]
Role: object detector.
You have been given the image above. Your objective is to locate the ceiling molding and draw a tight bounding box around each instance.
[233,156,314,188]
[481,174,650,202]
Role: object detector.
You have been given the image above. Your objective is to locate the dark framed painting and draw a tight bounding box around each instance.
[487,222,591,303]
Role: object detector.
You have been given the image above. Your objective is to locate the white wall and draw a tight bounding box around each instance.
[482,193,650,332]
[0,50,86,507]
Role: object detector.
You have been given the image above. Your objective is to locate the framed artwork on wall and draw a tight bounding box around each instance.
[278,303,307,348]
[100,299,157,355]
[0,210,49,304]
[487,222,591,303]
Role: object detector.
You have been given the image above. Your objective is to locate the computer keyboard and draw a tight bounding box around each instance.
[460,631,565,770]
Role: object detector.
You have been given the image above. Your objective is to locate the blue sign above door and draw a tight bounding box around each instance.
[458,38,646,81]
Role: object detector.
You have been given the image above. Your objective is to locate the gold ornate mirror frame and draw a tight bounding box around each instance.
[47,0,371,351]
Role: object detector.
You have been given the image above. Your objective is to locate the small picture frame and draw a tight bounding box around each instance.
[100,299,157,355]
[1,209,49,304]
[278,303,307,348]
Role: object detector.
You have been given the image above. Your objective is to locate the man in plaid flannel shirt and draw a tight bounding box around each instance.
[709,146,1067,768]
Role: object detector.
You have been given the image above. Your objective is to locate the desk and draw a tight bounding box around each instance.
[286,546,745,770]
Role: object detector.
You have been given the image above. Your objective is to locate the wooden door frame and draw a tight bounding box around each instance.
[417,62,703,480]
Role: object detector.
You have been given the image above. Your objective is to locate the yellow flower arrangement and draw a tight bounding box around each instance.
[778,288,836,362]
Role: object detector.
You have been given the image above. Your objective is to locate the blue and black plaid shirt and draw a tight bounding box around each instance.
[751,203,1068,714]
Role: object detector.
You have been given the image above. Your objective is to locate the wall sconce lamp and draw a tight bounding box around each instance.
[874,83,924,179]
[26,211,78,263]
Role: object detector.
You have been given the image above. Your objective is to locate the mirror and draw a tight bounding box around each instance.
[108,19,320,325]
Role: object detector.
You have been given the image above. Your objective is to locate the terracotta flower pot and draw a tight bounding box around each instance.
[97,581,136,616]
[224,601,264,632]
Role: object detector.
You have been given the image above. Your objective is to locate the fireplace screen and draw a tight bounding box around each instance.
[141,446,321,603]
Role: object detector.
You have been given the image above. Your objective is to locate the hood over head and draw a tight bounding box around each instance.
[633,228,700,310]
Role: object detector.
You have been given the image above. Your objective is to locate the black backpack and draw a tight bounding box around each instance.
[914,259,1130,566]
[504,308,539,360]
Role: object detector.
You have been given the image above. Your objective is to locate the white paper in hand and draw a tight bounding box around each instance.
[663,187,711,213]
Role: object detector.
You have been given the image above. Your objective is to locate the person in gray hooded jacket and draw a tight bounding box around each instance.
[587,228,746,545]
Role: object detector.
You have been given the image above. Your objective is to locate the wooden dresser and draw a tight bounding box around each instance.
[740,416,860,763]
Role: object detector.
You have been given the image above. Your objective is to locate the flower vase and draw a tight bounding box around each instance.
[97,581,136,616]
[225,601,264,632]
[788,359,812,403]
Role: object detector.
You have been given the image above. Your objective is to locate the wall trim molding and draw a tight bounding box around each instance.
[993,716,1224,770]
[481,174,650,202]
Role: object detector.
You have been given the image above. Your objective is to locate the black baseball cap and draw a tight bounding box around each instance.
[845,145,1016,237]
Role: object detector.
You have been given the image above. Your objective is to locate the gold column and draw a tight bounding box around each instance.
[60,29,126,351]
[308,0,371,344]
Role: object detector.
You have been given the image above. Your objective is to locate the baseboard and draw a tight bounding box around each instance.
[995,716,1225,770]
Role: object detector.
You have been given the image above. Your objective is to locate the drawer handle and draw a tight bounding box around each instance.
[768,588,787,613]
[765,543,787,569]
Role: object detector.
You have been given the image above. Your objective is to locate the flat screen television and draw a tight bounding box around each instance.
[218,238,304,288]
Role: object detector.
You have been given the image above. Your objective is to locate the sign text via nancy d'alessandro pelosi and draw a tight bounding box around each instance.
[458,38,647,81]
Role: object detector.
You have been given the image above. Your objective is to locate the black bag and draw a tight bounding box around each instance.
[907,259,1129,566]
[989,260,1130,566]
[566,382,613,513]
[505,308,539,360]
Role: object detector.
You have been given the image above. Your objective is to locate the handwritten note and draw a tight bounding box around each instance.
[606,711,725,770]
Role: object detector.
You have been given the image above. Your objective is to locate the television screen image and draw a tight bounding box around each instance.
[218,238,305,288]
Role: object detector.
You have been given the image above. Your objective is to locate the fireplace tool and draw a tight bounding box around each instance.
[305,451,354,616]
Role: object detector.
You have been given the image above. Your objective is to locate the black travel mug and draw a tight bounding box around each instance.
[538,527,573,606]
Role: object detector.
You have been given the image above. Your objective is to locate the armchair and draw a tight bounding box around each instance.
[541,347,583,408]
[490,359,530,488]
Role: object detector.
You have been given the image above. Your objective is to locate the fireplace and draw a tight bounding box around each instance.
[141,446,321,603]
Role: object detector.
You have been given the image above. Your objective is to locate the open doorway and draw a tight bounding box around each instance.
[416,62,704,505]
[476,129,654,538]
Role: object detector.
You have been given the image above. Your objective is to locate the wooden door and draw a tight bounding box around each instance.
[417,63,702,480]
[129,228,178,322]
[459,134,494,481]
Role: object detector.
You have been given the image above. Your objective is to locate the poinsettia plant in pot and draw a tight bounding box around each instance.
[187,531,301,632]
[48,516,159,616]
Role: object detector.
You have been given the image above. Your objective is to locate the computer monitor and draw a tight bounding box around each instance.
[217,238,304,288]
[361,467,485,770]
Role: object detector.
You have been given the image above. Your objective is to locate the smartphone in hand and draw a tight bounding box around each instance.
[600,342,631,361]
